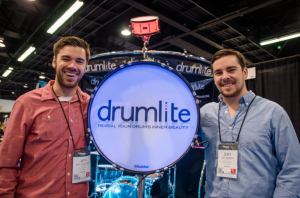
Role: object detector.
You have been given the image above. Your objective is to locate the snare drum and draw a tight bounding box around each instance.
[131,16,159,35]
[88,61,199,174]
[145,173,163,182]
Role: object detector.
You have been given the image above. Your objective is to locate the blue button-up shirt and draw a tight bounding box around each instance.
[200,91,300,198]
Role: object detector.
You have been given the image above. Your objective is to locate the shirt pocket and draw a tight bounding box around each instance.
[39,113,63,141]
[239,129,271,151]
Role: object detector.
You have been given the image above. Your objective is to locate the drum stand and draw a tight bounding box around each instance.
[89,155,100,198]
[138,174,146,198]
[142,42,148,59]
[167,165,177,198]
[198,160,206,198]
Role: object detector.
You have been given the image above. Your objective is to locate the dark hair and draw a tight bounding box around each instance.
[211,49,246,70]
[53,36,90,62]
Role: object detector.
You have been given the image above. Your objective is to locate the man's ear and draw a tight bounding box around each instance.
[52,56,56,69]
[243,67,248,79]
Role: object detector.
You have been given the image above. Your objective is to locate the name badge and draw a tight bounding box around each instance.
[72,151,91,184]
[217,144,238,179]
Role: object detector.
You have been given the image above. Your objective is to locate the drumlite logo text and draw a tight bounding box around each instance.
[134,165,149,168]
[98,100,190,123]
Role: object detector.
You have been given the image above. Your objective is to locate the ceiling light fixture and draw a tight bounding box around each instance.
[0,39,5,47]
[39,76,45,79]
[18,46,35,62]
[47,0,84,34]
[121,29,131,36]
[2,67,13,77]
[260,33,300,46]
[24,84,28,88]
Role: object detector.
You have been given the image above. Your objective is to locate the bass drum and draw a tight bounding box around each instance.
[88,61,199,173]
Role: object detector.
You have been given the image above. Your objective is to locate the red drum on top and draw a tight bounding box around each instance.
[130,16,159,35]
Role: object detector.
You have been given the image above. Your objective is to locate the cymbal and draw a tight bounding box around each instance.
[90,151,100,155]
[98,164,119,171]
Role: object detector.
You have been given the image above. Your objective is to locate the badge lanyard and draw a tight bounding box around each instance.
[218,95,257,143]
[51,86,88,151]
[216,95,256,179]
[52,86,91,183]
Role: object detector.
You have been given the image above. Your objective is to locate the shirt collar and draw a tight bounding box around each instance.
[41,80,88,102]
[218,90,255,106]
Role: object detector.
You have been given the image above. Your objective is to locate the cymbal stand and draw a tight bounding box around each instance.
[140,35,151,59]
[138,174,146,198]
[167,165,176,198]
[167,167,172,197]
[198,160,206,198]
[89,155,100,198]
[173,165,176,197]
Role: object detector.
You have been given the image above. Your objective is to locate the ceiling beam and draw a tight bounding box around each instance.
[0,8,24,40]
[189,0,280,59]
[0,0,100,90]
[129,0,281,63]
[6,0,68,64]
[0,63,55,76]
[168,38,213,59]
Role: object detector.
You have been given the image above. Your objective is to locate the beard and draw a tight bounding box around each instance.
[218,80,245,98]
[55,63,81,89]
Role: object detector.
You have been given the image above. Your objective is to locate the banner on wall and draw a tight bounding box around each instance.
[82,75,103,95]
[191,78,214,108]
[86,56,212,77]
[190,78,214,91]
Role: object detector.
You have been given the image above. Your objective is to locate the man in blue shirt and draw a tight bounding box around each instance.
[200,49,300,198]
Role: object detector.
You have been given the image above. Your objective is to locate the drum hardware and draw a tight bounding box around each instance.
[198,160,206,198]
[88,60,199,197]
[137,174,147,198]
[173,165,176,198]
[130,16,160,59]
[167,165,176,198]
[96,164,123,196]
[102,176,138,198]
[145,173,163,197]
[193,140,210,150]
[90,152,100,198]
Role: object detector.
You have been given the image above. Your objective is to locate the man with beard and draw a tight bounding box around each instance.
[0,36,91,198]
[200,49,300,198]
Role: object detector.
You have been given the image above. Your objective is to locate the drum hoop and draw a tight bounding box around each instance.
[88,61,200,174]
[98,164,119,171]
[130,16,159,22]
[89,51,210,65]
[111,176,138,186]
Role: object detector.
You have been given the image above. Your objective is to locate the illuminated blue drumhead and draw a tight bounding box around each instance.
[102,183,137,198]
[89,62,198,173]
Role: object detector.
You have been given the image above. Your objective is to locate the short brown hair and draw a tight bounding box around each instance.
[211,49,246,70]
[53,36,90,62]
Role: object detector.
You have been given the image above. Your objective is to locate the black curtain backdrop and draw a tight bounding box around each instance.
[245,55,300,141]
